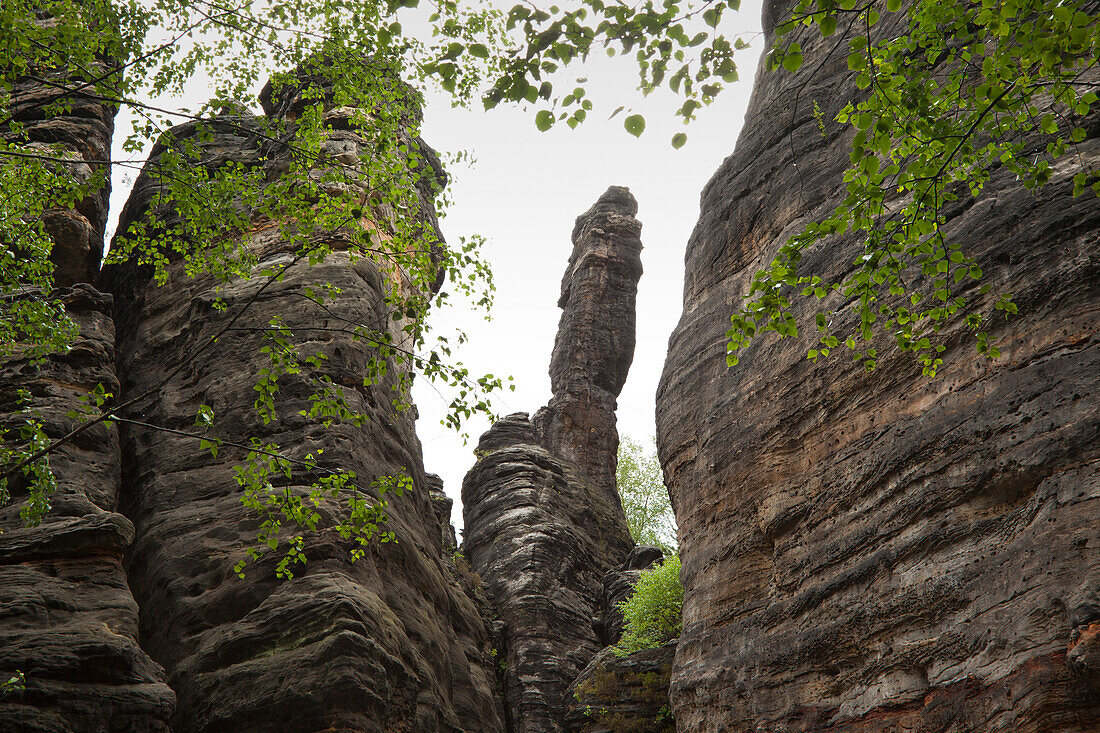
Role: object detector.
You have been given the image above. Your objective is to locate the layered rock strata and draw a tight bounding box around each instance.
[0,60,174,728]
[99,70,503,732]
[656,1,1100,730]
[462,187,643,732]
[0,285,175,730]
[2,45,117,287]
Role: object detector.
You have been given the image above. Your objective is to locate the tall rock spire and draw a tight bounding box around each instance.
[98,60,503,732]
[536,185,644,505]
[462,186,643,733]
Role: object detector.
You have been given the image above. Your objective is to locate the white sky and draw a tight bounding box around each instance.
[414,5,764,535]
[107,1,765,536]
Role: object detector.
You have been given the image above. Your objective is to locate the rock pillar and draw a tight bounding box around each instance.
[100,65,503,732]
[462,186,643,732]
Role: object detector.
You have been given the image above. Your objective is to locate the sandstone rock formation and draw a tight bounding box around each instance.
[2,49,117,287]
[462,187,643,732]
[0,285,176,731]
[92,69,503,731]
[538,186,646,506]
[656,1,1100,730]
[0,61,176,729]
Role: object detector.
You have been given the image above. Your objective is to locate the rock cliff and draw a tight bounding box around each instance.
[462,187,642,732]
[656,1,1100,731]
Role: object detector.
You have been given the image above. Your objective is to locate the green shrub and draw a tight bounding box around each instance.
[616,556,683,654]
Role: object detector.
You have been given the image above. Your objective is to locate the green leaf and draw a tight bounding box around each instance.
[671,132,687,149]
[782,43,803,73]
[624,113,646,137]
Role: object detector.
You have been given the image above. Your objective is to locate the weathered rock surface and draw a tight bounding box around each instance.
[563,642,677,733]
[0,285,175,730]
[462,187,643,732]
[656,1,1100,730]
[428,473,459,552]
[3,52,117,287]
[99,72,503,732]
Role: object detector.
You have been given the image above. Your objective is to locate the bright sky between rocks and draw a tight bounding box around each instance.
[107,0,764,536]
[414,1,764,535]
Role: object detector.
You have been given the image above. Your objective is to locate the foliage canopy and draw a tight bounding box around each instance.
[616,436,677,555]
[2,0,1097,571]
[616,555,684,654]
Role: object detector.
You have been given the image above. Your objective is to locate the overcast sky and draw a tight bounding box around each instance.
[108,0,765,536]
[412,4,765,535]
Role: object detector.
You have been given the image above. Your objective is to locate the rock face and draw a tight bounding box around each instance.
[0,285,175,731]
[2,48,117,287]
[462,187,643,732]
[0,58,174,729]
[656,1,1100,731]
[97,70,503,731]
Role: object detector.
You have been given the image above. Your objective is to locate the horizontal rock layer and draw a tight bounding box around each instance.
[656,1,1100,731]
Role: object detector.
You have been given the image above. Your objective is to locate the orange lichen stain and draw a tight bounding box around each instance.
[1068,622,1100,661]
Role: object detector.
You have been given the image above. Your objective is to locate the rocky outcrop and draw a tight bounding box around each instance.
[428,473,459,552]
[656,1,1100,731]
[98,67,503,732]
[2,46,117,287]
[462,187,643,732]
[563,642,676,733]
[0,285,175,730]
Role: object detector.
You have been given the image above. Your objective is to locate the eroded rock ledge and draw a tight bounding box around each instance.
[462,187,643,732]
